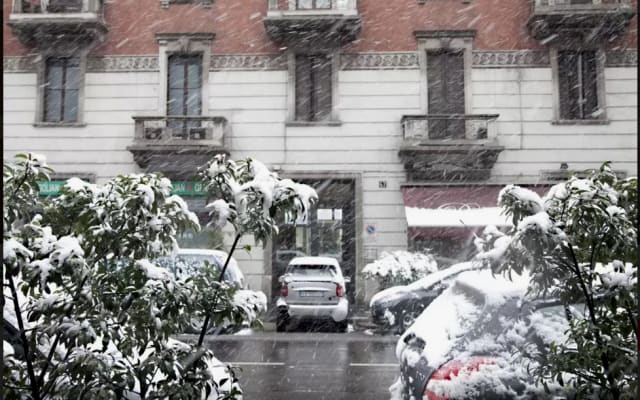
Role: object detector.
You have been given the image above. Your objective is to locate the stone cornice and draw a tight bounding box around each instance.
[472,50,550,67]
[210,54,287,71]
[3,50,637,73]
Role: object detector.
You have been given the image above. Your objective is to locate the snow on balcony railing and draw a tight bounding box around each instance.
[267,0,357,12]
[132,116,228,147]
[401,114,499,142]
[12,0,102,13]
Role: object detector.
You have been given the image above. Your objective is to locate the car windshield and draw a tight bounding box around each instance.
[285,264,337,277]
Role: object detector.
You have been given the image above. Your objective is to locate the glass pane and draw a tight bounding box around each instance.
[558,51,580,120]
[297,0,313,9]
[315,0,331,8]
[187,62,201,89]
[168,60,185,89]
[581,51,599,118]
[65,66,81,90]
[44,89,62,122]
[63,89,78,122]
[168,88,184,115]
[46,60,64,90]
[186,92,201,115]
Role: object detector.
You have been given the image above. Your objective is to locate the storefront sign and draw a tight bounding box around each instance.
[36,180,207,196]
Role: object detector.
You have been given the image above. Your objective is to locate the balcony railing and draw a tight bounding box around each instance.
[267,0,357,13]
[12,0,102,14]
[132,116,228,147]
[528,0,635,40]
[401,114,499,142]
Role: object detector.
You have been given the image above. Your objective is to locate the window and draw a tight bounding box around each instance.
[43,57,80,123]
[295,54,332,122]
[296,0,331,9]
[167,54,202,137]
[426,49,465,139]
[557,50,600,120]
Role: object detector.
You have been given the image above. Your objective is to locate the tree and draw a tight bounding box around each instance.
[194,154,318,345]
[3,152,317,399]
[362,250,438,289]
[479,163,637,399]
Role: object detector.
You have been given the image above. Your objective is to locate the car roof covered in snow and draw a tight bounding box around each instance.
[288,256,340,267]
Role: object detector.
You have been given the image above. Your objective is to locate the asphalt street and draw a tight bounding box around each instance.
[180,331,400,400]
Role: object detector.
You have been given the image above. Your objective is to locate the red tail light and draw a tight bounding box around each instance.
[336,283,343,297]
[423,357,495,400]
[280,283,288,297]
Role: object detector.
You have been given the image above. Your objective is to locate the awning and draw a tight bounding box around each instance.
[401,185,549,230]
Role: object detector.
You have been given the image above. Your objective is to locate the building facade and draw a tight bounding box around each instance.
[3,0,638,307]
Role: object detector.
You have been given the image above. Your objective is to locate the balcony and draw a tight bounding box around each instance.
[398,115,505,182]
[127,116,230,178]
[264,0,361,50]
[7,0,107,48]
[527,0,635,41]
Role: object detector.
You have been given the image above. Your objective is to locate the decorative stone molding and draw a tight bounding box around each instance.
[605,50,638,67]
[472,50,550,67]
[160,0,212,8]
[4,50,637,73]
[3,56,38,72]
[210,54,287,70]
[87,56,159,72]
[341,52,419,70]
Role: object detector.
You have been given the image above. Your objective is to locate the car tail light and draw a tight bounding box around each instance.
[336,283,343,297]
[280,283,288,297]
[423,357,495,400]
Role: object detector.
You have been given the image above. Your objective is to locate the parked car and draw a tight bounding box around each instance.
[155,248,266,334]
[275,256,350,332]
[393,268,578,400]
[369,262,480,333]
[156,248,246,289]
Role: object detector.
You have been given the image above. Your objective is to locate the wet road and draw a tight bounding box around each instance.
[184,331,399,400]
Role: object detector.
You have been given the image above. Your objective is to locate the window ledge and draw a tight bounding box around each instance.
[285,120,342,127]
[34,122,86,128]
[551,119,610,126]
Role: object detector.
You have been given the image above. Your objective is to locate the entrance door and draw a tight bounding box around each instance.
[426,49,466,139]
[271,179,356,305]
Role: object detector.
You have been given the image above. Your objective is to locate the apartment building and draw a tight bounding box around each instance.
[3,0,637,306]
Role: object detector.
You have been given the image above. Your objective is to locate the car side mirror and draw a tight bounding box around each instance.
[344,276,351,284]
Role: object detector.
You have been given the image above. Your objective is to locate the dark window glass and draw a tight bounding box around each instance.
[426,50,465,139]
[44,57,80,123]
[558,50,599,120]
[295,54,332,122]
[297,0,331,9]
[167,54,202,137]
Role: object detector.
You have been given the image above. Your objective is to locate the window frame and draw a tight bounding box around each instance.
[156,33,213,117]
[34,49,88,127]
[550,46,608,124]
[287,50,340,126]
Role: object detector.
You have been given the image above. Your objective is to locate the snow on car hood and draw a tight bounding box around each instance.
[396,268,530,369]
[369,262,478,308]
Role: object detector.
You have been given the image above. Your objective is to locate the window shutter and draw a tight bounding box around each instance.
[581,51,599,118]
[295,55,312,121]
[313,55,332,121]
[558,51,580,120]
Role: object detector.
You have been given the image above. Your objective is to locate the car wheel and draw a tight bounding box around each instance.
[276,313,289,332]
[335,320,348,333]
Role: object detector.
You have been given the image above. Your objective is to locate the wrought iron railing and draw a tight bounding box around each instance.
[401,114,499,142]
[13,0,102,13]
[267,0,357,12]
[132,116,228,146]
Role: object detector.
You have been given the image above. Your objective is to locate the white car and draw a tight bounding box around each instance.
[275,256,350,332]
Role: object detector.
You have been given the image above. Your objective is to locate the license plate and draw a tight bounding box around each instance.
[299,291,324,297]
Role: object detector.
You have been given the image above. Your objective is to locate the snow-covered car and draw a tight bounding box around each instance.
[369,262,480,333]
[276,256,350,332]
[156,248,246,289]
[392,268,578,400]
[155,248,266,334]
